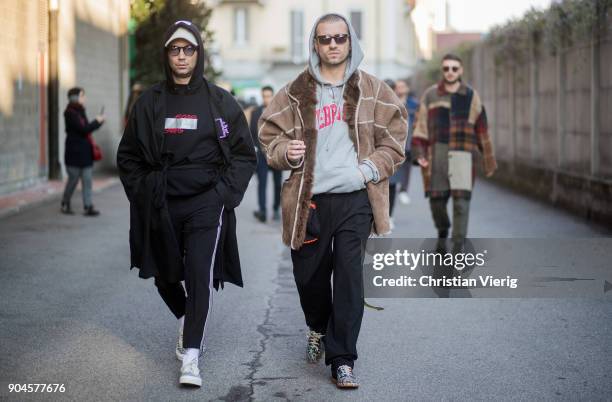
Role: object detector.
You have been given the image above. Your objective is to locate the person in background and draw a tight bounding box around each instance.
[385,78,418,230]
[250,86,282,222]
[412,53,496,253]
[395,79,419,205]
[60,87,105,216]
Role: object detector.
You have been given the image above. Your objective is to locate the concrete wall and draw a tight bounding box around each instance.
[0,0,49,193]
[412,17,612,226]
[56,0,130,176]
[0,0,129,195]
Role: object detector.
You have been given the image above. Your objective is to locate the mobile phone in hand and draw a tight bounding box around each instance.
[100,106,105,115]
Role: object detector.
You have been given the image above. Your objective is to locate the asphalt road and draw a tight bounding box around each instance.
[0,175,610,401]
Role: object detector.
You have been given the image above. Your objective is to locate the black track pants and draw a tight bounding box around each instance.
[291,190,373,369]
[155,190,224,349]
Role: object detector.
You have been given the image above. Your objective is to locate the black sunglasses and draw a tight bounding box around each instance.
[443,66,460,73]
[168,45,198,57]
[316,34,350,45]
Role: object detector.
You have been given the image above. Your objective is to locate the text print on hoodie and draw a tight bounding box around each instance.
[308,13,379,195]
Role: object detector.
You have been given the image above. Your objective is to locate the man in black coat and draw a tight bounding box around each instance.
[61,87,105,216]
[117,20,256,387]
[250,86,282,222]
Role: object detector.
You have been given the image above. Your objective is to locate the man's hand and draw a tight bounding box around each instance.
[96,115,105,124]
[417,157,429,168]
[286,140,306,163]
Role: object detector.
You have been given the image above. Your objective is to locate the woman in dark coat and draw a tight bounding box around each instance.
[60,87,105,216]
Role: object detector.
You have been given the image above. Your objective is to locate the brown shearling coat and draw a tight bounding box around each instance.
[258,69,408,250]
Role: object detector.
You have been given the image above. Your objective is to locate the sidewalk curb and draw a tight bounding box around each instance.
[0,178,121,220]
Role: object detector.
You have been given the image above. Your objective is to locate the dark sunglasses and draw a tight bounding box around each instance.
[443,66,460,73]
[316,34,350,45]
[168,45,198,57]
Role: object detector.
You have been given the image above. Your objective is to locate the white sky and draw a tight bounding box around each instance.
[446,0,553,32]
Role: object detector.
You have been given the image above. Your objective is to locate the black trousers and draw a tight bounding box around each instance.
[291,190,373,369]
[154,189,224,349]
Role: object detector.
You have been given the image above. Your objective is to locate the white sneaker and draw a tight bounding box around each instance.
[176,323,206,361]
[179,357,202,387]
[398,191,411,205]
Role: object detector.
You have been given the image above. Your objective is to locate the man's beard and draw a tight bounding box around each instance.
[322,52,349,66]
[444,77,461,85]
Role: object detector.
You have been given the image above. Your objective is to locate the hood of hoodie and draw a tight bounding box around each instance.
[162,20,205,91]
[307,13,364,86]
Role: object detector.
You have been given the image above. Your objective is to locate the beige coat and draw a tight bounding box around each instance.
[258,69,408,249]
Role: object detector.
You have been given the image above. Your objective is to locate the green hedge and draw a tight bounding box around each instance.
[417,0,611,81]
[486,0,612,63]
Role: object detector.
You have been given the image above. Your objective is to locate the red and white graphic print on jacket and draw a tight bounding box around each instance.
[164,114,198,134]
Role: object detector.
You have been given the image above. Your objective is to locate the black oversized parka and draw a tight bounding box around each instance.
[117,21,257,288]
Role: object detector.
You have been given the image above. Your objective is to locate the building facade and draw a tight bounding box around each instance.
[0,0,129,194]
[208,0,422,101]
[409,0,447,60]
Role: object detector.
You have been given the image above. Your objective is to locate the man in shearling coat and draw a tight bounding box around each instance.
[258,13,407,389]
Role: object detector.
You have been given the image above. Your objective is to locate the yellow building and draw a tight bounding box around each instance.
[208,0,422,101]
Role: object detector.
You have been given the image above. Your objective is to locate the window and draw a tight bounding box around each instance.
[350,11,363,39]
[234,7,248,45]
[290,10,304,62]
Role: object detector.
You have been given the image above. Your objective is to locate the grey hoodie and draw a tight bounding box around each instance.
[308,13,379,195]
